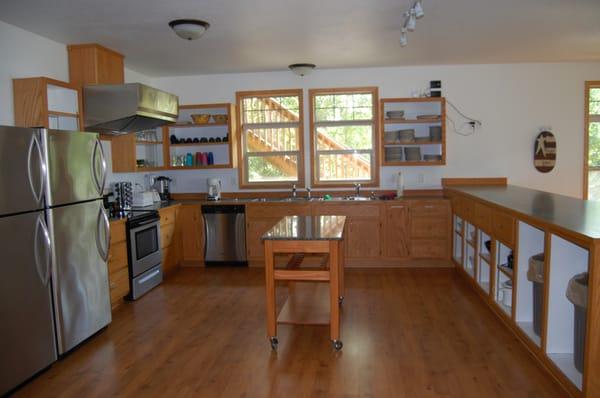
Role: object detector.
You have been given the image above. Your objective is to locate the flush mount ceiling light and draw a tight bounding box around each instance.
[288,63,316,77]
[169,19,210,40]
[399,0,425,47]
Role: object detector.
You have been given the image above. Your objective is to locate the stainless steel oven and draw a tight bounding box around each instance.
[126,211,162,300]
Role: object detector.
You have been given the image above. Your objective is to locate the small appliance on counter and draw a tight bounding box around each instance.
[133,191,154,207]
[112,181,133,213]
[207,178,222,201]
[153,176,172,201]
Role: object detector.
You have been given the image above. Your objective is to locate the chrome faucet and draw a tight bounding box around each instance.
[354,183,361,197]
[292,184,297,198]
[306,187,312,200]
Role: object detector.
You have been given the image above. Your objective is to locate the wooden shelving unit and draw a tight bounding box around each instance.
[166,103,237,169]
[380,97,446,166]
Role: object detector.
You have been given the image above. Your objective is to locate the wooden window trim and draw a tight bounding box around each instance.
[583,81,600,199]
[308,86,380,188]
[236,89,305,189]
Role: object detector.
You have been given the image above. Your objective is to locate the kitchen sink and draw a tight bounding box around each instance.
[342,196,373,201]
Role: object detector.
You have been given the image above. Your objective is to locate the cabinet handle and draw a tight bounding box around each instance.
[390,205,405,209]
[424,205,435,209]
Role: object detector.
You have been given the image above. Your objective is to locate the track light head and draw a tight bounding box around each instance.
[400,28,408,47]
[414,1,424,19]
[406,9,417,31]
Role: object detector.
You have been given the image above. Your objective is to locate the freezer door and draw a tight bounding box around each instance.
[0,126,45,216]
[44,129,106,207]
[48,199,111,354]
[0,211,57,395]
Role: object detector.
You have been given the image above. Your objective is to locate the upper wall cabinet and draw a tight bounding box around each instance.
[380,97,446,166]
[13,77,83,130]
[67,44,124,88]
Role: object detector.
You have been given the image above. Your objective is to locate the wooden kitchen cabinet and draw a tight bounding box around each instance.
[383,203,410,258]
[159,204,182,275]
[179,204,204,263]
[67,43,124,88]
[409,200,450,259]
[107,219,129,309]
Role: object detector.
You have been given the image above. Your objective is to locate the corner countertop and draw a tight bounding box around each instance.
[446,184,600,240]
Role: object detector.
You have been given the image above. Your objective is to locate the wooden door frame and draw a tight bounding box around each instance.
[583,81,600,199]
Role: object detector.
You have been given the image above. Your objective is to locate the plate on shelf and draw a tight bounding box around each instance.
[416,114,441,121]
[386,110,405,119]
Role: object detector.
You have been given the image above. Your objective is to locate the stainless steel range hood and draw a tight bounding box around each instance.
[84,83,178,134]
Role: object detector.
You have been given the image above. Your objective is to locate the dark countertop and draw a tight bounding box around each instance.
[446,185,600,240]
[262,215,346,241]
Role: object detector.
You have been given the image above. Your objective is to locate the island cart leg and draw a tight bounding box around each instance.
[264,240,277,349]
[329,240,342,350]
[339,239,345,305]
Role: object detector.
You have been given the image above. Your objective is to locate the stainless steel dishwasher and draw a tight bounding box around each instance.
[201,205,247,266]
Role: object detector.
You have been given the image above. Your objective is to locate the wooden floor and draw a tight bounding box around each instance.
[15,267,564,398]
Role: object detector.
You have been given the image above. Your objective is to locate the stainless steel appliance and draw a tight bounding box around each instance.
[113,181,133,212]
[126,210,163,299]
[153,176,172,201]
[207,177,221,201]
[83,83,179,134]
[0,126,57,396]
[43,129,111,355]
[0,126,111,394]
[202,205,247,266]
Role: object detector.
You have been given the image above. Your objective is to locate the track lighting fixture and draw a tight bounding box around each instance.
[400,28,408,47]
[414,0,424,19]
[406,10,417,31]
[399,1,424,47]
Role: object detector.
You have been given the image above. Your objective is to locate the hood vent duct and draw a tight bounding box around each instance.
[83,83,179,134]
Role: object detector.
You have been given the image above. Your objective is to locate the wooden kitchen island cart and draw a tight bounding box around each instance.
[262,215,346,350]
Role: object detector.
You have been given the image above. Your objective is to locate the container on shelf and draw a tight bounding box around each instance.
[212,114,228,123]
[429,126,442,141]
[384,146,403,161]
[566,272,588,373]
[385,110,405,119]
[404,147,421,161]
[398,129,415,142]
[499,280,513,307]
[191,114,211,124]
[527,253,545,336]
[423,154,442,162]
[384,130,399,142]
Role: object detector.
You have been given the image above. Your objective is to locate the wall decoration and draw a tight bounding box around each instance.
[534,130,556,173]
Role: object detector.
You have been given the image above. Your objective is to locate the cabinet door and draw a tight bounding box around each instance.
[180,205,203,261]
[347,219,381,258]
[385,204,409,258]
[246,218,279,259]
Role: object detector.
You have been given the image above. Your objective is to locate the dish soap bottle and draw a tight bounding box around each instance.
[396,172,404,198]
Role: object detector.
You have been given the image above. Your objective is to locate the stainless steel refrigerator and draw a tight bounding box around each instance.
[0,126,112,395]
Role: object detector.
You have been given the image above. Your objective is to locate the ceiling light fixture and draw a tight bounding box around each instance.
[169,19,210,40]
[399,28,408,47]
[399,1,424,48]
[288,63,316,77]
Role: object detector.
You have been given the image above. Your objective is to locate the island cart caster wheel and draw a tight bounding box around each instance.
[332,340,343,351]
[270,337,278,350]
[338,296,344,305]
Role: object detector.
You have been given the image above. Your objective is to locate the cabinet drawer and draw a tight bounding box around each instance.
[493,209,515,246]
[159,206,177,226]
[109,268,129,306]
[247,203,311,218]
[160,222,175,249]
[473,202,492,232]
[314,204,380,218]
[410,200,449,217]
[410,216,448,239]
[108,240,128,274]
[110,220,126,245]
[410,239,448,258]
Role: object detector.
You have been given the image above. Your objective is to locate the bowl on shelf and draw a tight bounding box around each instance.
[191,114,211,124]
[384,130,400,143]
[429,126,442,141]
[416,114,441,121]
[398,129,415,143]
[386,110,405,119]
[384,146,403,161]
[212,114,228,123]
[404,147,421,161]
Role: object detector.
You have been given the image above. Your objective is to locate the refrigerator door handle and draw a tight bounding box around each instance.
[27,133,45,205]
[34,215,52,286]
[96,205,110,262]
[91,138,107,195]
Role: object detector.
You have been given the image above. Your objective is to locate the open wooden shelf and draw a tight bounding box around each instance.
[479,252,491,263]
[382,160,445,166]
[277,283,330,325]
[169,164,230,170]
[171,122,228,128]
[170,142,229,147]
[383,140,442,146]
[497,264,514,278]
[136,141,163,145]
[384,118,442,124]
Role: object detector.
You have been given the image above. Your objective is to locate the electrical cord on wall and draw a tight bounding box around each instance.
[446,99,482,136]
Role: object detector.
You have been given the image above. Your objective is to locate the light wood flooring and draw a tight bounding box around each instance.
[15,267,564,397]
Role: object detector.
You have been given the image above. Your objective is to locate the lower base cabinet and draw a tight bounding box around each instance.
[179,204,204,262]
[107,220,129,309]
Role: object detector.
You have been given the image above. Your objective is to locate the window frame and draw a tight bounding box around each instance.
[309,86,380,188]
[583,81,600,199]
[236,89,305,189]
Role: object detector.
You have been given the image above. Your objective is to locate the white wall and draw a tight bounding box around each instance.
[143,62,599,198]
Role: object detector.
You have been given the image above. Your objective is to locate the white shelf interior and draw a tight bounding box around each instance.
[495,241,513,316]
[47,84,79,114]
[477,230,491,294]
[453,216,463,264]
[48,115,79,131]
[515,221,545,347]
[546,235,589,390]
[466,222,477,247]
[136,143,164,168]
[465,240,475,278]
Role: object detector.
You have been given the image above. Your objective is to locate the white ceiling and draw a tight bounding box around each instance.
[1,0,599,77]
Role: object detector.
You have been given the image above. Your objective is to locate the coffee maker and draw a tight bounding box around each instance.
[153,176,172,201]
[207,178,221,201]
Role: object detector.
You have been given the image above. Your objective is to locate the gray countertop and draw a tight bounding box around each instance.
[446,185,600,240]
[262,215,346,241]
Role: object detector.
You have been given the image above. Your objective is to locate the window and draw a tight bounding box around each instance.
[585,82,600,200]
[236,89,304,188]
[309,87,379,186]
